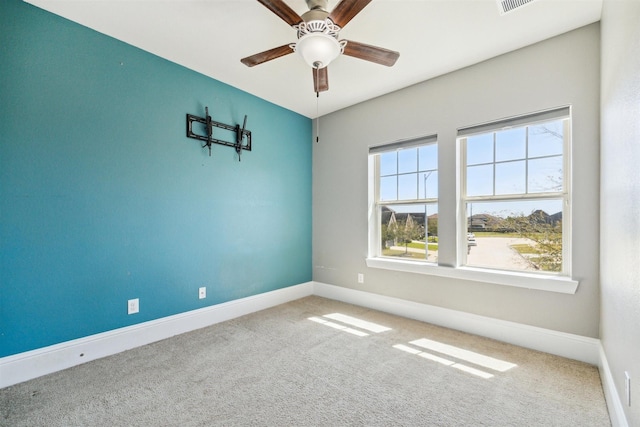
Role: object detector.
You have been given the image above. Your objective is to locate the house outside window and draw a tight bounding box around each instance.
[458,106,572,276]
[368,135,438,263]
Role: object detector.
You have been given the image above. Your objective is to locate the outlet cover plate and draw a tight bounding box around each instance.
[128,298,139,315]
[199,287,206,299]
[625,371,631,406]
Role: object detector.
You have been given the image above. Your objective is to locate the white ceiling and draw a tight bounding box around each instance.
[26,0,602,118]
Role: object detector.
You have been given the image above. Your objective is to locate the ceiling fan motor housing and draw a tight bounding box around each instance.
[300,0,333,30]
[304,0,329,15]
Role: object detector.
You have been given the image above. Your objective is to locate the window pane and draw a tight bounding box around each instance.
[466,200,563,273]
[398,148,418,174]
[466,134,493,165]
[380,204,438,263]
[398,173,418,200]
[380,176,397,201]
[495,127,526,161]
[419,144,437,171]
[380,152,397,176]
[467,164,493,196]
[529,121,563,158]
[495,160,526,195]
[529,156,563,193]
[418,171,438,199]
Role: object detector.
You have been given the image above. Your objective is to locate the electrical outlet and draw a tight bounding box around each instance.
[358,273,364,284]
[625,371,631,406]
[199,286,206,299]
[127,298,139,315]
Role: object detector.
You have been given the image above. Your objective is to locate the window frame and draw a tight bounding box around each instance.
[368,135,439,264]
[366,108,579,295]
[458,107,572,277]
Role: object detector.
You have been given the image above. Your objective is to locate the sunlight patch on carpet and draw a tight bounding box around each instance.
[394,344,455,366]
[452,363,495,379]
[410,338,517,372]
[307,316,369,336]
[393,343,495,379]
[322,313,392,333]
[307,313,392,337]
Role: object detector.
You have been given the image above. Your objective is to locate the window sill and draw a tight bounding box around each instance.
[365,257,579,294]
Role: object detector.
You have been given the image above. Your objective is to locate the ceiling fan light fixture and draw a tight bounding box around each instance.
[295,32,341,68]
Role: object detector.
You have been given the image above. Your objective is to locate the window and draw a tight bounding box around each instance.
[369,135,438,263]
[459,107,571,275]
[366,107,577,293]
[366,107,578,294]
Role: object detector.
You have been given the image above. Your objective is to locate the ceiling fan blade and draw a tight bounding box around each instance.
[257,0,303,26]
[313,67,329,93]
[241,44,294,67]
[328,0,372,28]
[342,40,399,67]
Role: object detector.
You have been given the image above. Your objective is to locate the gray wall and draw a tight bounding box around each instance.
[601,0,640,424]
[313,24,601,338]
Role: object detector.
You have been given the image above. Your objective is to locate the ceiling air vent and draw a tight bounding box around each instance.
[497,0,537,15]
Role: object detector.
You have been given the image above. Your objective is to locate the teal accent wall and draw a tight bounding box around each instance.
[0,0,312,357]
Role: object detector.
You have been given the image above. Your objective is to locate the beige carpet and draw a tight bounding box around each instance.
[1,296,610,426]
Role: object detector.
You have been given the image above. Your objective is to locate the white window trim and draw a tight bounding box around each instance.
[365,257,578,294]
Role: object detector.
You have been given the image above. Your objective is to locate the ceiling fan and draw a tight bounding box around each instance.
[240,0,400,94]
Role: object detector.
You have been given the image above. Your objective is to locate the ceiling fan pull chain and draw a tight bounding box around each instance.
[316,87,320,143]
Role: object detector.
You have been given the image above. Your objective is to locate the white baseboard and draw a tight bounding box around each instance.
[0,282,314,388]
[312,282,601,365]
[3,278,623,427]
[599,343,629,427]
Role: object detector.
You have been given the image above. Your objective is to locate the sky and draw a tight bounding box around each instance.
[378,119,565,218]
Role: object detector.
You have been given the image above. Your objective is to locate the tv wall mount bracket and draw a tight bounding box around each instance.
[186,107,251,161]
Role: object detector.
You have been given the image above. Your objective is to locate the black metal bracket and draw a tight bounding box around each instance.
[186,107,251,161]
